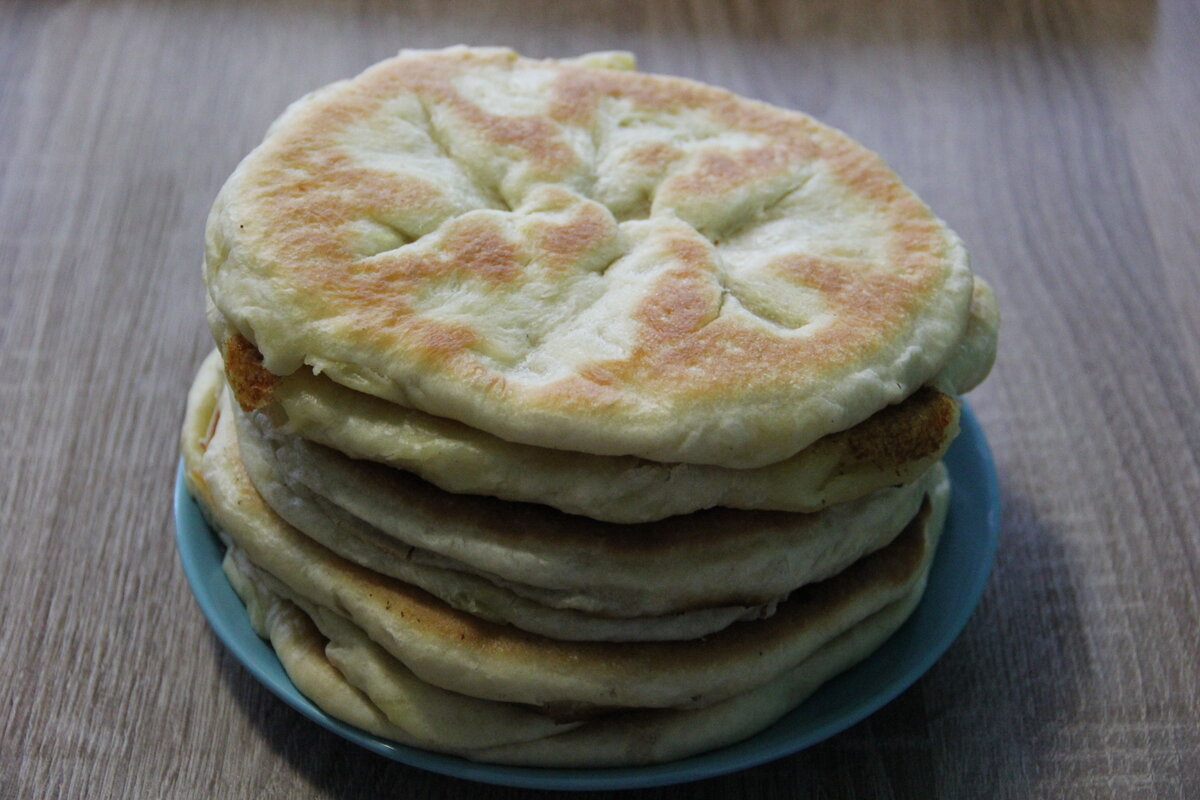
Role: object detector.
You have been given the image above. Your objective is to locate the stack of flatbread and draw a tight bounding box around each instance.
[181,47,998,767]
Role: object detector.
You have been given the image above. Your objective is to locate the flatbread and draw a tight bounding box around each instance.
[222,542,929,766]
[236,420,782,640]
[181,361,950,710]
[186,350,777,642]
[234,339,960,522]
[215,356,942,618]
[221,545,584,749]
[205,46,991,467]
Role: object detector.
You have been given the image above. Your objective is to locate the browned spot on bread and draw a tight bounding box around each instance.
[660,144,800,205]
[406,318,482,361]
[546,64,605,126]
[637,268,721,339]
[441,215,523,283]
[832,388,959,468]
[201,404,221,453]
[223,334,279,411]
[577,364,619,387]
[625,141,685,171]
[529,200,614,270]
[543,372,624,409]
[776,254,914,324]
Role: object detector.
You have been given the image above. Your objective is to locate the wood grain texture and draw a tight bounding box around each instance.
[1,1,1197,797]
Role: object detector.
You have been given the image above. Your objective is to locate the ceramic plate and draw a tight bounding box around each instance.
[174,403,999,791]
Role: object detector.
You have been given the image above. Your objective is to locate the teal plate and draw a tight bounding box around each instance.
[174,403,999,791]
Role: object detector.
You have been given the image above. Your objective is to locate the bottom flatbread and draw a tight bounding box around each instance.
[223,544,930,766]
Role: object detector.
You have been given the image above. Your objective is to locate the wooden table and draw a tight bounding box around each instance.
[3,1,1197,797]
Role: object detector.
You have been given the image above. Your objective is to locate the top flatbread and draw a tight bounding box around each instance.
[205,47,987,467]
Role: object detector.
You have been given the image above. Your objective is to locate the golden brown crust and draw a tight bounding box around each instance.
[223,333,279,411]
[834,387,959,470]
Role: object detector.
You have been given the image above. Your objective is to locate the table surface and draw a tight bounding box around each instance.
[2,1,1198,798]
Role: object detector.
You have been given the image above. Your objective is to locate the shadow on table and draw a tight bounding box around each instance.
[766,485,1091,796]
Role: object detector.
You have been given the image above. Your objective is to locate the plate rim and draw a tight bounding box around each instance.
[173,402,1000,791]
